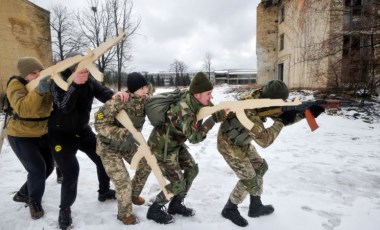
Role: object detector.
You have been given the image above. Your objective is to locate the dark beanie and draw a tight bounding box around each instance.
[17,57,44,78]
[260,80,289,100]
[189,72,213,94]
[127,72,148,93]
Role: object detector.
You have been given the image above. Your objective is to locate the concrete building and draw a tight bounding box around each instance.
[0,0,52,94]
[256,0,380,89]
[214,69,257,85]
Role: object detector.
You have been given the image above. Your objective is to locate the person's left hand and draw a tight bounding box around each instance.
[113,91,129,102]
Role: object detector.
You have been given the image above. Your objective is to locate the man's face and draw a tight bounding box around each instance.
[133,85,148,97]
[25,70,41,81]
[194,90,213,106]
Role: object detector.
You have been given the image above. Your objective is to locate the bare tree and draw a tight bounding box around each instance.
[170,59,188,86]
[107,0,140,90]
[50,4,83,62]
[203,52,213,81]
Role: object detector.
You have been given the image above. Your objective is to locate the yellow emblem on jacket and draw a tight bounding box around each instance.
[55,145,62,152]
[97,112,104,120]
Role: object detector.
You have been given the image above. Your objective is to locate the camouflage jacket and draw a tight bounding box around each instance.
[220,88,287,148]
[94,94,147,152]
[148,91,213,156]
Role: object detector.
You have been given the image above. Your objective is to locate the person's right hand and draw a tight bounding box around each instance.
[36,77,51,94]
[278,110,298,125]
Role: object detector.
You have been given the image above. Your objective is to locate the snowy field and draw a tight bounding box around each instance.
[0,85,379,230]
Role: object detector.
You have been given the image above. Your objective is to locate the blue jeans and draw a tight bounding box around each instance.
[8,134,54,203]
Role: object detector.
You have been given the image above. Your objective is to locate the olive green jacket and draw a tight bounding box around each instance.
[6,78,53,137]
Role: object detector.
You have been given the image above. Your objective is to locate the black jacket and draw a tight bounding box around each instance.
[48,76,114,134]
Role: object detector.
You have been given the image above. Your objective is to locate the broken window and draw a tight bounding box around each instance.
[280,33,284,50]
[279,5,285,23]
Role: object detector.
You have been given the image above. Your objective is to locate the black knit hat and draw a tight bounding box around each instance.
[127,72,148,93]
[189,72,213,94]
[261,80,289,100]
[17,57,44,78]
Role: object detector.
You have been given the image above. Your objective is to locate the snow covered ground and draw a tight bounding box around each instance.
[0,85,379,230]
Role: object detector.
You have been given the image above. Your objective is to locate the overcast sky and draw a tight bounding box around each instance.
[30,0,261,73]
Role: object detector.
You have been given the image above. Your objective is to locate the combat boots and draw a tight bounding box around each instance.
[147,202,174,224]
[117,213,138,225]
[58,208,72,230]
[248,195,274,218]
[13,191,28,203]
[167,195,195,217]
[221,199,248,227]
[132,196,145,205]
[29,201,44,219]
[98,189,116,202]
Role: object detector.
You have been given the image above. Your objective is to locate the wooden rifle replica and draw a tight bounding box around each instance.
[197,98,302,130]
[116,110,174,200]
[26,29,126,92]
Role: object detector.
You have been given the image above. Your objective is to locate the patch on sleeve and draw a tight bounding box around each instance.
[97,112,104,120]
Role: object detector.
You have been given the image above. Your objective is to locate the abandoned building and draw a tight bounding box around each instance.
[0,0,52,95]
[256,0,380,89]
[214,69,257,85]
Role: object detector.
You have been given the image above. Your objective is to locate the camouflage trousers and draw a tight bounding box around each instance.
[153,144,199,205]
[96,139,151,217]
[217,131,268,204]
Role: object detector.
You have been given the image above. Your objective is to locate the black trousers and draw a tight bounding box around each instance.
[48,126,111,209]
[8,134,54,203]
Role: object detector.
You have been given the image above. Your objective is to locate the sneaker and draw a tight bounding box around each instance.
[147,202,174,224]
[117,214,138,225]
[29,202,45,219]
[13,192,28,203]
[59,208,72,230]
[132,196,145,205]
[98,189,116,202]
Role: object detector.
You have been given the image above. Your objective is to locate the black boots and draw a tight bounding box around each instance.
[221,199,248,227]
[98,189,116,202]
[13,191,28,203]
[248,195,274,218]
[59,208,72,230]
[167,195,195,217]
[147,202,174,224]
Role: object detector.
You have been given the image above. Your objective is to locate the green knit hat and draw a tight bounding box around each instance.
[261,80,289,100]
[17,57,44,78]
[189,72,213,94]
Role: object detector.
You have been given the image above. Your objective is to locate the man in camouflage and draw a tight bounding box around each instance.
[217,80,325,227]
[146,72,226,224]
[94,72,152,225]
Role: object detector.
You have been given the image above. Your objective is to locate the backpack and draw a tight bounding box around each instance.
[145,89,186,126]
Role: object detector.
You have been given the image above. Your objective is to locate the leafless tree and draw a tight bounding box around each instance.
[203,52,213,81]
[170,59,188,86]
[50,4,83,62]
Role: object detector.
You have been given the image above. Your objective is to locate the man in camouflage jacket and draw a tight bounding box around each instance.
[94,72,151,225]
[218,80,325,227]
[146,72,226,224]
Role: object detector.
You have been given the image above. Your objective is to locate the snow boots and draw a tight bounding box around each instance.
[167,195,195,217]
[98,189,116,202]
[221,199,248,227]
[59,208,72,230]
[29,201,44,219]
[248,195,274,217]
[13,191,28,203]
[147,202,174,224]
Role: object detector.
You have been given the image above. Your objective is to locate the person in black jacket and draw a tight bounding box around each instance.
[48,55,128,230]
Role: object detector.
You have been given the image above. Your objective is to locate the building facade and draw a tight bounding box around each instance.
[257,0,380,89]
[0,0,52,94]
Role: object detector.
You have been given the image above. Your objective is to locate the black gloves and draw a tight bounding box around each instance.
[212,110,226,123]
[278,110,298,126]
[309,105,325,118]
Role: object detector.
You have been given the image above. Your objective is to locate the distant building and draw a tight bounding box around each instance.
[256,0,380,89]
[0,0,52,94]
[214,69,257,85]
